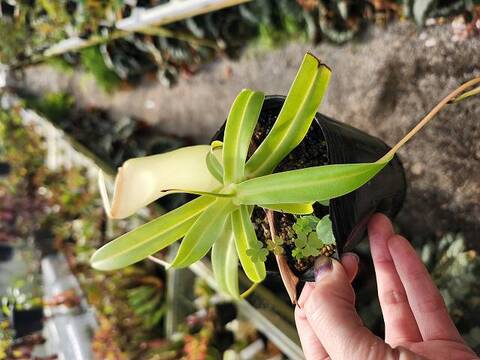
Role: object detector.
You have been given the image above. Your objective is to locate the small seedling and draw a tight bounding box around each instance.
[291,215,335,261]
[246,241,269,263]
[292,215,321,259]
[266,236,284,256]
[91,52,480,299]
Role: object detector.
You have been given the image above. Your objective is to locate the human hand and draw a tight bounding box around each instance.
[295,213,478,360]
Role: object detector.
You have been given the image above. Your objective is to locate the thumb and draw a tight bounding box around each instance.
[303,256,419,360]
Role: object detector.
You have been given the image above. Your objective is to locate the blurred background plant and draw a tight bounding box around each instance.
[3,0,478,90]
[0,101,291,358]
[0,103,172,356]
[0,319,13,359]
[0,107,48,240]
[21,91,188,169]
[423,233,480,351]
[1,277,43,315]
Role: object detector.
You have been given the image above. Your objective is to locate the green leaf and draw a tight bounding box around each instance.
[206,141,224,183]
[295,233,307,248]
[292,248,303,259]
[158,188,233,198]
[298,215,320,229]
[292,223,304,235]
[211,140,223,149]
[450,86,480,104]
[246,246,268,262]
[273,247,284,255]
[171,198,235,268]
[223,89,265,184]
[236,159,390,205]
[231,206,266,283]
[307,231,323,248]
[303,245,320,257]
[211,223,239,298]
[316,214,335,245]
[245,241,269,262]
[245,53,331,178]
[90,196,214,271]
[274,236,284,245]
[261,202,314,215]
[266,240,275,251]
[127,286,156,306]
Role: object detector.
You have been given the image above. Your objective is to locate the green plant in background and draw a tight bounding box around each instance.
[0,19,33,64]
[21,91,187,170]
[127,284,167,330]
[0,109,45,192]
[25,92,74,123]
[91,52,480,299]
[0,108,50,241]
[0,102,175,357]
[423,234,480,326]
[80,46,122,93]
[242,0,308,49]
[0,320,13,360]
[1,279,43,316]
[4,0,477,90]
[423,233,480,352]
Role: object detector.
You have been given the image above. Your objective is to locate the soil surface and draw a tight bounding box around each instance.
[15,21,480,247]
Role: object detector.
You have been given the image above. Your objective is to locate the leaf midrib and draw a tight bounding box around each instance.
[238,162,385,201]
[93,199,211,264]
[247,63,321,177]
[235,207,264,280]
[226,91,253,183]
[173,199,234,267]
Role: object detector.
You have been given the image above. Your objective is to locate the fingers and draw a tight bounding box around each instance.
[295,254,358,360]
[388,235,463,343]
[297,252,359,308]
[341,252,359,282]
[295,298,328,360]
[368,214,422,346]
[303,257,397,360]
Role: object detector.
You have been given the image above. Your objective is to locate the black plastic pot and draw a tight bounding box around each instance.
[11,307,44,339]
[0,162,11,177]
[0,244,14,262]
[213,96,406,279]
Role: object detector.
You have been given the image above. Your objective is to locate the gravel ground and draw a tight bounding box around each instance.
[17,21,480,246]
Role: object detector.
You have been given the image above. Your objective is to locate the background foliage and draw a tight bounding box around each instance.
[0,104,286,358]
[2,0,478,89]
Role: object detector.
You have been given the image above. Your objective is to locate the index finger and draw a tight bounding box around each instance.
[368,214,422,345]
[388,235,463,342]
[295,254,360,360]
[303,259,396,360]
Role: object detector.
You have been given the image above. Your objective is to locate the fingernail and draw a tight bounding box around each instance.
[342,252,359,264]
[314,255,332,283]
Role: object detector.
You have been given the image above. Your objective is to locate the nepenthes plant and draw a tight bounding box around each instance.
[91,52,480,302]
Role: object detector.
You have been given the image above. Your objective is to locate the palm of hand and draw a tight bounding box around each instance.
[405,340,475,359]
